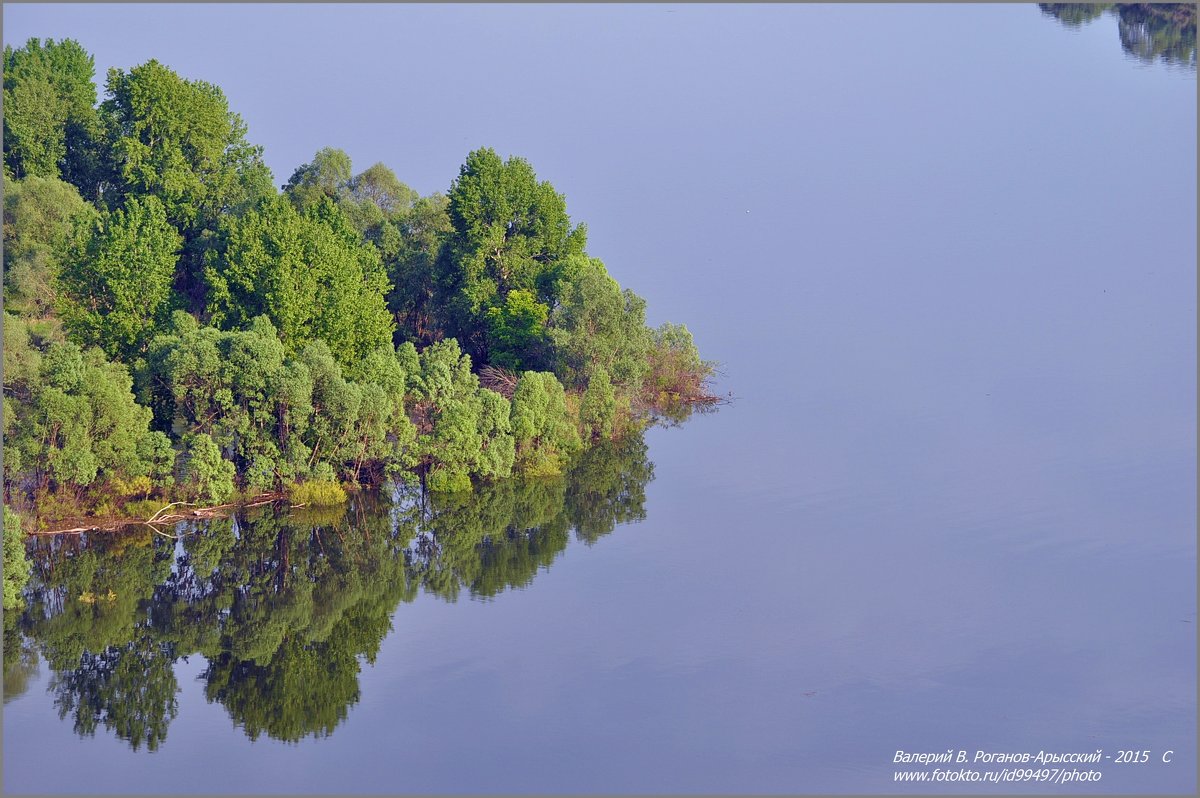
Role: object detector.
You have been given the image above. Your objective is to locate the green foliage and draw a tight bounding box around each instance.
[141,314,418,491]
[285,149,419,257]
[485,288,549,371]
[100,58,274,309]
[645,322,712,401]
[3,175,98,317]
[298,341,364,471]
[288,480,347,507]
[340,161,418,243]
[3,506,32,610]
[178,433,235,504]
[580,366,617,441]
[100,59,273,232]
[283,147,352,212]
[547,255,651,389]
[426,467,473,493]
[1,37,712,522]
[387,193,453,344]
[58,195,181,361]
[3,38,100,183]
[205,195,394,366]
[412,339,515,487]
[435,148,587,361]
[3,326,169,497]
[510,371,581,476]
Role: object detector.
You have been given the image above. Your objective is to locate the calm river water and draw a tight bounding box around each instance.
[3,4,1195,794]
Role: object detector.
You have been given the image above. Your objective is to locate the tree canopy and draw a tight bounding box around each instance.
[2,40,714,535]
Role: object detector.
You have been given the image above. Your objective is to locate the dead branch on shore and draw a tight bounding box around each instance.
[28,492,288,536]
[479,364,520,398]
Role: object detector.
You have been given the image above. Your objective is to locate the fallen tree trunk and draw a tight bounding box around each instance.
[28,492,289,536]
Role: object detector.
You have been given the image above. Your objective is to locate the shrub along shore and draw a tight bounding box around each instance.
[2,39,718,606]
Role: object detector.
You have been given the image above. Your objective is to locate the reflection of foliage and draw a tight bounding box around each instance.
[1039,4,1196,68]
[566,435,654,545]
[203,624,361,743]
[410,475,571,600]
[408,432,653,596]
[1115,4,1196,67]
[4,612,39,703]
[4,505,33,609]
[17,428,657,747]
[168,504,415,741]
[22,529,172,671]
[1039,3,1112,27]
[49,636,178,751]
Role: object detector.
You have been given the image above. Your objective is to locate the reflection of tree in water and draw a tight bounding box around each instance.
[4,613,40,704]
[20,528,177,749]
[1039,4,1197,68]
[202,616,365,743]
[1039,3,1110,27]
[404,434,653,599]
[50,636,178,752]
[567,435,654,545]
[15,429,657,747]
[1115,5,1197,67]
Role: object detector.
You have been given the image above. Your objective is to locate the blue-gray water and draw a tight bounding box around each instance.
[3,4,1195,794]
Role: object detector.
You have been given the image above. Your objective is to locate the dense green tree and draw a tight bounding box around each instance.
[3,335,170,497]
[410,339,514,490]
[435,148,587,362]
[485,288,550,371]
[58,195,181,361]
[100,59,274,307]
[547,255,651,389]
[346,162,417,218]
[645,322,710,401]
[3,38,101,185]
[101,59,274,227]
[580,365,617,442]
[2,315,42,481]
[339,161,418,245]
[141,314,418,490]
[510,371,581,476]
[3,506,32,609]
[205,195,393,366]
[283,147,352,212]
[298,341,364,473]
[178,433,235,504]
[3,175,98,317]
[387,193,453,345]
[1,44,715,524]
